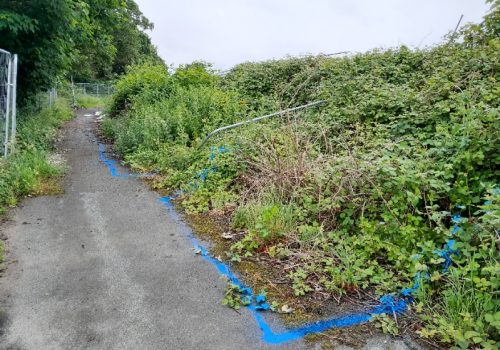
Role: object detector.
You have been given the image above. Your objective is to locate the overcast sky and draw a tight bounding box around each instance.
[136,0,490,70]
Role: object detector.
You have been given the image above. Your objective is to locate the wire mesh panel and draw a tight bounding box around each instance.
[0,48,17,158]
[73,82,114,97]
[0,50,11,157]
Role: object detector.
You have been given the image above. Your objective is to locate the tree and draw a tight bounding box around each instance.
[0,0,164,99]
[72,0,163,81]
[0,0,88,99]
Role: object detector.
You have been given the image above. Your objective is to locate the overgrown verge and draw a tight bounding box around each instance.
[0,98,73,215]
[103,6,499,349]
[74,94,110,109]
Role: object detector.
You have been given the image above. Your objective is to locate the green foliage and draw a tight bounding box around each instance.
[232,200,296,241]
[173,61,219,88]
[75,94,110,109]
[417,188,499,349]
[180,148,241,213]
[0,10,37,34]
[288,267,313,296]
[223,55,325,107]
[108,63,171,118]
[76,0,163,80]
[0,99,72,213]
[0,0,86,99]
[0,0,161,100]
[70,0,163,81]
[371,313,399,336]
[104,5,499,348]
[221,282,251,310]
[101,118,117,140]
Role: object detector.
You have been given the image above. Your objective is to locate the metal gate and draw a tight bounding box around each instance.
[0,48,18,158]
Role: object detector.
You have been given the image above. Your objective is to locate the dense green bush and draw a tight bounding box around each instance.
[105,5,499,348]
[106,62,254,171]
[108,63,171,118]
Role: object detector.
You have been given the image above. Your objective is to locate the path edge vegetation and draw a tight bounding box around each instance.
[0,98,74,263]
[101,3,499,349]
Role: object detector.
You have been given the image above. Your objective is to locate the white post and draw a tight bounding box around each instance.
[10,54,17,153]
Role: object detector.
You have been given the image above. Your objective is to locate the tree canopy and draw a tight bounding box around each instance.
[0,0,163,100]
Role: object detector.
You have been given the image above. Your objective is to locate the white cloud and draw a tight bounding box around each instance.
[136,0,491,70]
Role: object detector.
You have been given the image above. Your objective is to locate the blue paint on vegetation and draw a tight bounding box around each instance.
[434,240,458,272]
[196,145,229,181]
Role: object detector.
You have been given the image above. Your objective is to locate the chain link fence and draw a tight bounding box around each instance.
[47,88,57,107]
[0,48,18,158]
[50,82,114,107]
[72,82,114,97]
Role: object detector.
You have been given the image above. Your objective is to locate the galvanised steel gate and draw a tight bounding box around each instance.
[0,48,18,158]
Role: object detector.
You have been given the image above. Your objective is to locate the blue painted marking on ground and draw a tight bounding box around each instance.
[98,143,154,178]
[158,196,410,344]
[98,143,411,344]
[100,142,472,344]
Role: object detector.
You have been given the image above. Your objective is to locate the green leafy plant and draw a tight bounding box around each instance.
[371,313,399,336]
[221,282,251,310]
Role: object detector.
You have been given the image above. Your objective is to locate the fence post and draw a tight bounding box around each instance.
[71,76,76,107]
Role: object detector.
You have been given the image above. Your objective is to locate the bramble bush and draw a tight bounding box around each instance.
[105,4,499,348]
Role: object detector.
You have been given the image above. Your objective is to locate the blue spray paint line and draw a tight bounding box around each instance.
[96,146,411,343]
[158,195,411,345]
[158,196,249,289]
[99,144,473,344]
[249,295,407,344]
[98,143,154,178]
